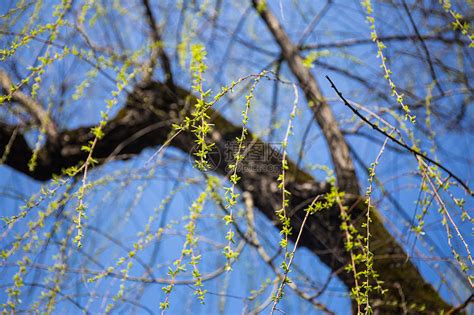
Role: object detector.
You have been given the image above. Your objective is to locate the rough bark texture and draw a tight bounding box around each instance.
[252,0,359,195]
[0,82,451,313]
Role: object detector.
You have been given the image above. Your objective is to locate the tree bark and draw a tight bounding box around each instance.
[0,81,451,313]
[252,0,359,195]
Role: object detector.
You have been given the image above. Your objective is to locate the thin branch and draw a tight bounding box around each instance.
[251,0,359,194]
[297,0,332,45]
[300,34,465,50]
[326,75,473,196]
[270,196,321,315]
[401,0,444,95]
[447,294,473,315]
[141,0,174,85]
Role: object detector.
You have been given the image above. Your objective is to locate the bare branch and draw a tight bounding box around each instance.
[141,0,174,85]
[326,75,474,196]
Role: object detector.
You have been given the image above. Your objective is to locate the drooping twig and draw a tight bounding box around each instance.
[270,195,321,315]
[326,75,473,196]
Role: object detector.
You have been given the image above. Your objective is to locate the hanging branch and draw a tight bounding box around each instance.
[326,75,473,196]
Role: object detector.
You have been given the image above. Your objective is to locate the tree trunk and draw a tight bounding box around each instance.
[0,81,452,313]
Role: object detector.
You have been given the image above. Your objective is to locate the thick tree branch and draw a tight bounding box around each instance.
[0,80,451,313]
[0,69,58,140]
[251,0,359,195]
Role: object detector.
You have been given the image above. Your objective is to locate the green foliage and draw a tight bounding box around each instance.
[160,177,217,311]
[440,0,474,47]
[361,0,415,123]
[0,1,471,314]
[222,71,267,270]
[190,43,214,171]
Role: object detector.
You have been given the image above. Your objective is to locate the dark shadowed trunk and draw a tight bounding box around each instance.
[0,81,452,313]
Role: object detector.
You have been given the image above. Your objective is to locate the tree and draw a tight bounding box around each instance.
[0,0,472,314]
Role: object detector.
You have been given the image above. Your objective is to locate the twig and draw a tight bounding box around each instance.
[447,293,473,314]
[270,196,321,315]
[401,0,444,96]
[326,76,473,196]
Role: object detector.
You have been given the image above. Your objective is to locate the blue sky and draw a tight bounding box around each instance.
[0,0,472,314]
